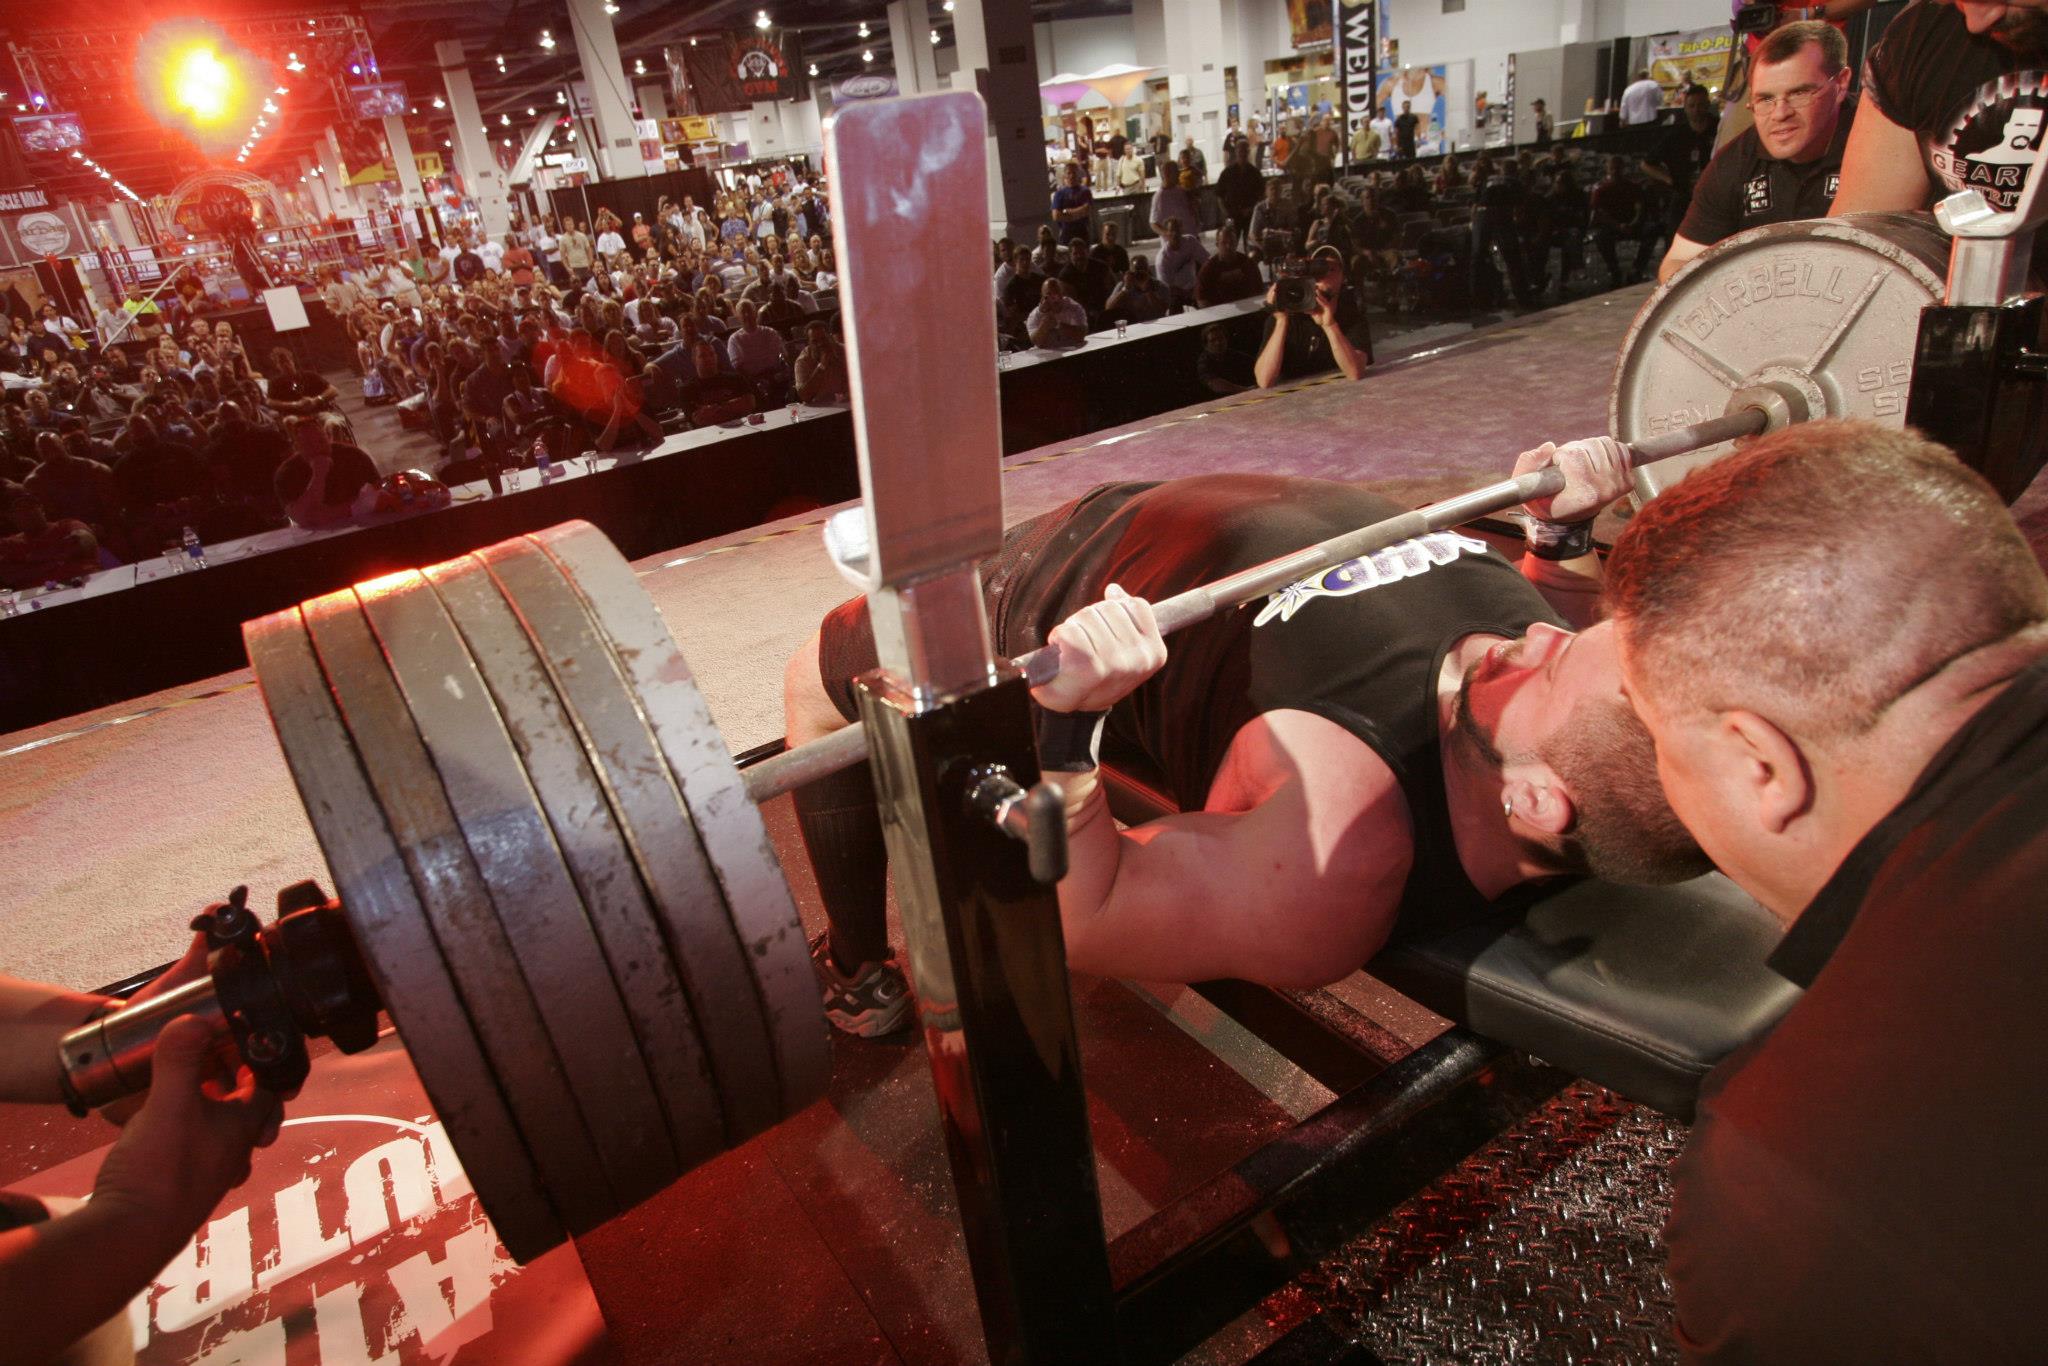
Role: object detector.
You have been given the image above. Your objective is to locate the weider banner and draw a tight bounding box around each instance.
[678,30,805,114]
[1335,0,1379,168]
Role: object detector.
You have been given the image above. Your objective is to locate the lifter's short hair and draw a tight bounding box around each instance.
[1605,421,2048,742]
[1755,19,1849,76]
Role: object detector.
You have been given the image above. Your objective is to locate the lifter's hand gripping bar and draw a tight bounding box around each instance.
[744,407,1771,803]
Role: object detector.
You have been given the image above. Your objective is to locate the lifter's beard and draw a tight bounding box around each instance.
[1987,9,2048,62]
[1450,660,1711,886]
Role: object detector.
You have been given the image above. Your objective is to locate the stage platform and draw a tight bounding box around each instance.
[0,284,1860,1364]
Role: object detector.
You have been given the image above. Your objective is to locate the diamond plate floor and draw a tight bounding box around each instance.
[1268,1082,1685,1365]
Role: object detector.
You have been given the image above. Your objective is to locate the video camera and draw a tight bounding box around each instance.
[1732,2,1828,38]
[1263,231,1340,314]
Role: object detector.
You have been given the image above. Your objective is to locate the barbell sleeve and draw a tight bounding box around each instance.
[743,405,1779,804]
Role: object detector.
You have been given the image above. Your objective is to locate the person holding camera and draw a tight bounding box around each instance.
[1254,245,1371,388]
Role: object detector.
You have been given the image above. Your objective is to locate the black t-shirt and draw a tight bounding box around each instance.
[1394,112,1420,154]
[1678,104,1852,248]
[994,475,1561,939]
[1668,654,2048,1364]
[454,250,486,284]
[274,440,378,513]
[1197,251,1264,305]
[1217,162,1265,218]
[1652,118,1721,207]
[1059,258,1114,314]
[1866,0,2048,214]
[1258,286,1373,382]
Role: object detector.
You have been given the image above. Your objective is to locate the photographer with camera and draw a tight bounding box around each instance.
[1253,243,1371,388]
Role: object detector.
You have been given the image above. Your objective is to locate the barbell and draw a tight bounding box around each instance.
[60,213,1948,1263]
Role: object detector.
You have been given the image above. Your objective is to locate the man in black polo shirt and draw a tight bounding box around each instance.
[1607,420,2048,1362]
[1831,0,2048,267]
[1657,22,1853,283]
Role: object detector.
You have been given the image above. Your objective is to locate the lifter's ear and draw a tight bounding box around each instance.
[1717,709,1813,834]
[1502,765,1575,840]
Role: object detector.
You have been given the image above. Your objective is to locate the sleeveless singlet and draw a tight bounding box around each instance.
[992,475,1565,938]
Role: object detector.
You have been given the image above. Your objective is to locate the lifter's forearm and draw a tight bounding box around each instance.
[1049,772,1122,958]
[0,978,111,1104]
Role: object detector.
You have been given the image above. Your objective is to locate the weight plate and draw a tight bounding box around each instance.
[532,522,832,1128]
[353,570,678,1210]
[1611,212,1950,502]
[475,537,788,1143]
[244,607,564,1263]
[297,587,618,1236]
[425,554,727,1172]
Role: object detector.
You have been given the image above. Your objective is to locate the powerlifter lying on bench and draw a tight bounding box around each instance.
[783,443,1797,1118]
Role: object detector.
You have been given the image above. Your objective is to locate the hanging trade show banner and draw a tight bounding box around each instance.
[1647,28,1734,97]
[676,30,805,113]
[1333,0,1379,167]
[1289,0,1333,52]
[0,202,88,265]
[414,151,445,179]
[0,185,52,213]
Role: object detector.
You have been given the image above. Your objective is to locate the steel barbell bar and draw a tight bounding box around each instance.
[741,405,1775,803]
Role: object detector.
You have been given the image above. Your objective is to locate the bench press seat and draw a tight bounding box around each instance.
[1101,759,1801,1122]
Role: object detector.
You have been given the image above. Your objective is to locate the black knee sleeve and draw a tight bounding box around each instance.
[790,758,890,973]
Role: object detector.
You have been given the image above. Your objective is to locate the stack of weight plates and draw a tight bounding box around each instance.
[245,521,830,1262]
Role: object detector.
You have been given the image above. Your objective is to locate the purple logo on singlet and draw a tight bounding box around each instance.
[1253,530,1490,626]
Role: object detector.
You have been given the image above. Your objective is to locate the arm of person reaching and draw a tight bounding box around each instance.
[0,934,212,1106]
[1829,95,1930,215]
[0,1010,280,1366]
[1033,587,1415,987]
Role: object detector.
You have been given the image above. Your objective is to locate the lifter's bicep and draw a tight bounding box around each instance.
[1063,713,1413,987]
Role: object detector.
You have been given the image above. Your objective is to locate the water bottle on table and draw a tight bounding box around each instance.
[181,526,207,569]
[533,434,553,480]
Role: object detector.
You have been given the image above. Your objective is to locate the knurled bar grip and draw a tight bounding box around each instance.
[742,407,1771,804]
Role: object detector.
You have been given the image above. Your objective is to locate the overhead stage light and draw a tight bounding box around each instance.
[757,10,772,29]
[808,63,818,76]
[863,49,873,62]
[168,42,235,123]
[858,21,870,37]
[539,29,556,50]
[931,29,939,42]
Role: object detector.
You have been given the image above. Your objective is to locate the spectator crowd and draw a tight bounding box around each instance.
[0,174,853,591]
